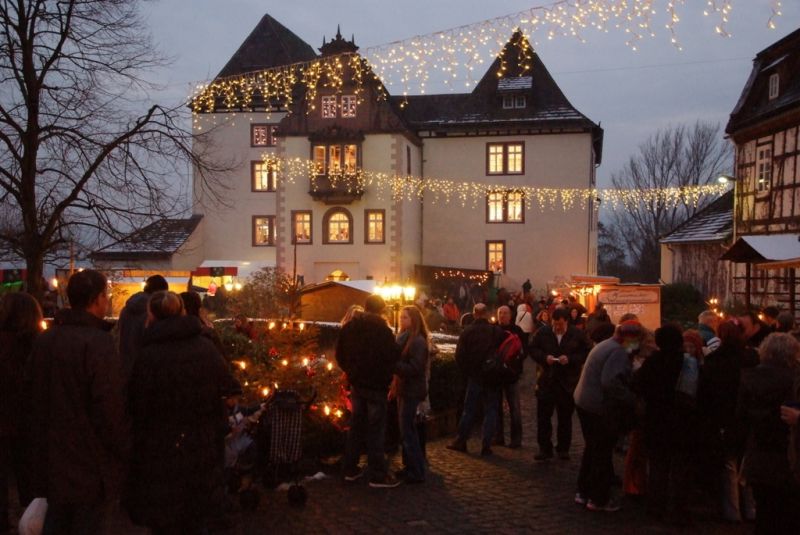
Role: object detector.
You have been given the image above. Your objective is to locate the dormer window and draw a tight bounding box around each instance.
[312,143,359,175]
[769,73,779,100]
[322,96,337,118]
[502,94,526,109]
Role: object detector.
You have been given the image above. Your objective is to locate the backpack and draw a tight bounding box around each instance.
[481,329,523,384]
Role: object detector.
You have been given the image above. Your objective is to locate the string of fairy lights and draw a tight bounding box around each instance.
[188,0,783,112]
[262,155,731,212]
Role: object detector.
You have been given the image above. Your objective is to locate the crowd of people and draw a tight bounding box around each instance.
[3,268,800,534]
[1,271,238,534]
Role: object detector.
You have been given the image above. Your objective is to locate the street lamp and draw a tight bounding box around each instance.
[375,282,416,332]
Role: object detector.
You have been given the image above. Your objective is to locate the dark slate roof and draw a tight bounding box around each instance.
[91,215,202,260]
[392,31,603,161]
[727,28,800,136]
[215,14,317,79]
[660,190,734,244]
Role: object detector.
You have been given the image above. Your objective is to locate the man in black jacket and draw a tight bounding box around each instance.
[530,307,590,460]
[336,294,401,488]
[27,269,129,533]
[447,303,506,456]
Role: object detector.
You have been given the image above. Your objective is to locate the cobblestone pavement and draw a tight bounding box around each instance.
[9,366,752,534]
[225,365,751,535]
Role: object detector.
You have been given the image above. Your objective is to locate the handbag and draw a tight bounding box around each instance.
[19,497,48,535]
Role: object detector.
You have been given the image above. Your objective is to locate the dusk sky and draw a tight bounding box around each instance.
[143,0,800,185]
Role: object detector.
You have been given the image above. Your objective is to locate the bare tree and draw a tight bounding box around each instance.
[606,121,731,282]
[0,0,231,299]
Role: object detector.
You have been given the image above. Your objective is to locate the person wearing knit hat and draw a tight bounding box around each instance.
[573,319,644,512]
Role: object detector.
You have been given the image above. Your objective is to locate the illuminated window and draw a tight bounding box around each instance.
[757,146,772,192]
[487,192,504,222]
[292,211,312,244]
[507,191,524,222]
[251,124,277,147]
[507,143,523,173]
[769,73,779,100]
[487,241,506,273]
[487,191,524,223]
[365,210,385,244]
[322,96,337,118]
[341,95,357,118]
[313,145,326,175]
[312,144,359,175]
[251,161,277,191]
[488,144,504,174]
[329,145,342,173]
[487,142,524,175]
[252,216,275,246]
[324,208,353,244]
[344,144,358,173]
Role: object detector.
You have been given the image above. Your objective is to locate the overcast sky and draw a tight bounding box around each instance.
[142,0,800,185]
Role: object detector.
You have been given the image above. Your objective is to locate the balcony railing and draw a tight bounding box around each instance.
[309,172,364,204]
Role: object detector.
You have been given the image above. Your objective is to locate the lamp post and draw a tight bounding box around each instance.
[375,283,416,332]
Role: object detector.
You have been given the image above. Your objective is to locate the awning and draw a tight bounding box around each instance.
[720,234,800,268]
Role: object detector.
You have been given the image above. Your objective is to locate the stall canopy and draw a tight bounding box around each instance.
[720,234,800,268]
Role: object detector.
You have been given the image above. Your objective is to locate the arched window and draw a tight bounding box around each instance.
[323,207,353,244]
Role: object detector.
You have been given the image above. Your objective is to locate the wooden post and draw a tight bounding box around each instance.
[790,268,797,316]
[745,263,752,309]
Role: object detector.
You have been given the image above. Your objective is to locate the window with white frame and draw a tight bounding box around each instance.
[769,73,779,100]
[341,95,357,118]
[756,146,772,192]
[487,241,505,273]
[325,209,352,243]
[502,95,514,109]
[252,216,275,246]
[312,143,359,175]
[292,211,312,244]
[487,142,524,174]
[487,191,524,223]
[251,124,277,147]
[514,95,526,108]
[365,210,385,243]
[251,161,277,191]
[321,96,337,118]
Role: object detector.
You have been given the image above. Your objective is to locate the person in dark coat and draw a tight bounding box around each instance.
[699,319,753,522]
[393,306,430,483]
[117,274,168,379]
[0,293,42,532]
[27,270,129,534]
[530,307,591,460]
[336,294,401,488]
[447,303,506,456]
[635,323,696,521]
[495,305,526,448]
[126,290,236,533]
[736,332,800,535]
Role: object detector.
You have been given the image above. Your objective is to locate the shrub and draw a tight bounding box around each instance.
[661,282,706,327]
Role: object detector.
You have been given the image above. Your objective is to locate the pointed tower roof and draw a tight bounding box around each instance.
[394,31,603,161]
[319,25,359,56]
[215,14,317,78]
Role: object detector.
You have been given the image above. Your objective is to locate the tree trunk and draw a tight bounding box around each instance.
[24,252,46,303]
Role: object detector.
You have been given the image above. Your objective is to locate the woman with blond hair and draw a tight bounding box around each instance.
[393,305,430,483]
[126,291,236,533]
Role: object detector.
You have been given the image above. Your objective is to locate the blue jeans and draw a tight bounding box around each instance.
[398,396,425,480]
[457,377,500,449]
[343,390,387,480]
